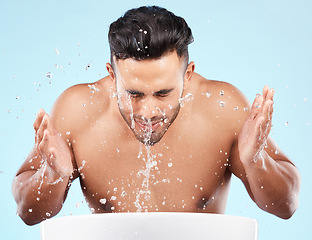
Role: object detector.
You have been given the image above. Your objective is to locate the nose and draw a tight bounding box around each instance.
[138,98,158,121]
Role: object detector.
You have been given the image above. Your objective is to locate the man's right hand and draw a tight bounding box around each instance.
[33,109,73,178]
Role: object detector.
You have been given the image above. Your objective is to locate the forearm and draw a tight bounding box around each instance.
[12,162,71,225]
[243,150,300,219]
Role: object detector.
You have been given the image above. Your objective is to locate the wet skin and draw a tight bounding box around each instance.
[12,51,300,225]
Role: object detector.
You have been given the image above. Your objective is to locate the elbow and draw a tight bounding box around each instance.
[13,190,45,226]
[279,164,301,219]
[276,180,300,220]
[16,201,45,226]
[278,198,299,220]
[19,213,44,226]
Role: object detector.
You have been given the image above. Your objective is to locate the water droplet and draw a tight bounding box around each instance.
[218,100,226,107]
[111,196,117,201]
[168,163,173,167]
[143,30,147,34]
[205,91,211,98]
[66,131,71,135]
[254,103,261,108]
[220,90,224,96]
[243,107,249,111]
[46,212,51,217]
[261,186,264,189]
[99,198,107,204]
[46,72,52,79]
[28,209,33,212]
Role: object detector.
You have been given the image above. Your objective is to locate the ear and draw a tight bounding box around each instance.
[183,61,195,90]
[106,63,116,83]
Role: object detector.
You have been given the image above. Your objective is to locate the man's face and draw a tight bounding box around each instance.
[108,52,192,146]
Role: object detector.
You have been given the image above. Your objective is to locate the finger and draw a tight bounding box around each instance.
[262,86,270,100]
[260,99,273,136]
[266,88,275,102]
[261,98,274,119]
[38,129,50,154]
[250,94,263,120]
[33,109,46,132]
[37,114,50,145]
[249,115,265,147]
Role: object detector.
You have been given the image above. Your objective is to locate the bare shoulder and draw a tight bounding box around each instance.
[191,73,251,130]
[50,76,113,135]
[193,73,250,109]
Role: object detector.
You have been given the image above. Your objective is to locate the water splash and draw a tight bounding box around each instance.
[134,122,157,212]
[179,93,194,107]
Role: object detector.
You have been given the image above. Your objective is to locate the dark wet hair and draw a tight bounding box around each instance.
[108,6,193,64]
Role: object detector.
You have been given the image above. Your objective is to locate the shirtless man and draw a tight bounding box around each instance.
[12,6,300,225]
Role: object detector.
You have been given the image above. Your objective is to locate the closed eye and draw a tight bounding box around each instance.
[126,90,144,98]
[154,89,174,97]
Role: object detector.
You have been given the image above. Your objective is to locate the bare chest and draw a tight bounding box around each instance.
[71,115,234,213]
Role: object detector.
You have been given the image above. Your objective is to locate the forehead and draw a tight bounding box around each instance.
[113,52,185,89]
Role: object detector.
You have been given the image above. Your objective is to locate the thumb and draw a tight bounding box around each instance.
[38,129,50,154]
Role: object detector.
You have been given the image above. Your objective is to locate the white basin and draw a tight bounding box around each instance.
[41,212,258,240]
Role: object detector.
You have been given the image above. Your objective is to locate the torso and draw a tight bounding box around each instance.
[63,73,249,214]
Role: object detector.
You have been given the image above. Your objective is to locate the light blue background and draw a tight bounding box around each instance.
[1,0,311,239]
